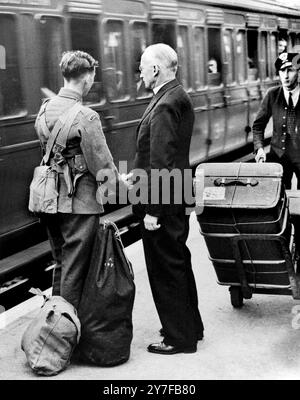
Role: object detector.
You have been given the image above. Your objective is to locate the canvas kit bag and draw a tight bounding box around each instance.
[21,288,81,376]
[77,221,135,366]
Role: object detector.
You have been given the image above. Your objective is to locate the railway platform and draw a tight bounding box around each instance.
[1,212,300,381]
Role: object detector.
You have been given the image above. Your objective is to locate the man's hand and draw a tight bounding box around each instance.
[144,214,161,231]
[119,172,134,190]
[255,148,266,163]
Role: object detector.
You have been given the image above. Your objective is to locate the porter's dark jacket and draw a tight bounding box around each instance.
[253,85,300,158]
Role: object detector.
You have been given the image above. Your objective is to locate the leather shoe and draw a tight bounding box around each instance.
[159,328,204,341]
[147,341,197,355]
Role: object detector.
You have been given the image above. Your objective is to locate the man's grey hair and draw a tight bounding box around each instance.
[144,43,178,73]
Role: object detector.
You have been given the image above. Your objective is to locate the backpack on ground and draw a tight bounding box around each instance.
[21,289,81,376]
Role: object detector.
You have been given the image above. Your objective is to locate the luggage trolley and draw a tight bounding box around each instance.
[195,162,300,308]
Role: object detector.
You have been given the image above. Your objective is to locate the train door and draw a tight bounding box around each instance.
[0,10,67,257]
[100,0,151,172]
[223,21,249,153]
[206,25,226,159]
[176,2,208,166]
[189,25,209,166]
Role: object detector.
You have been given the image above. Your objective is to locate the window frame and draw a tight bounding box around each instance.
[69,15,104,106]
[129,19,151,100]
[236,29,247,84]
[177,24,192,92]
[0,12,26,120]
[192,25,206,91]
[103,18,130,103]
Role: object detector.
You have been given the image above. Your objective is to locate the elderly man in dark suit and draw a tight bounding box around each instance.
[253,52,300,189]
[130,43,204,355]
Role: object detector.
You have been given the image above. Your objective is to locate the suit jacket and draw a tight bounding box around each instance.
[253,85,300,158]
[35,88,117,214]
[132,79,195,218]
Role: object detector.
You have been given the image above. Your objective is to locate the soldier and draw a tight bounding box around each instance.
[35,50,118,309]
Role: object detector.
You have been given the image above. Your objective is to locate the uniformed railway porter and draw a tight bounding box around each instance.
[34,50,118,309]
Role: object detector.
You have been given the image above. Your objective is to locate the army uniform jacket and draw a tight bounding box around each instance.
[35,88,117,214]
[253,85,300,158]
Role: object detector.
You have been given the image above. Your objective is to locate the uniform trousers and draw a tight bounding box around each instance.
[140,211,204,347]
[268,148,300,189]
[268,148,300,265]
[40,213,98,309]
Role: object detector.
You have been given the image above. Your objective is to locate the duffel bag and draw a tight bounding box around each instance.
[77,221,135,366]
[21,289,81,376]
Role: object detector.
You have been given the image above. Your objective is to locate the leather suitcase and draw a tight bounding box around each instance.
[196,162,285,235]
[195,163,298,303]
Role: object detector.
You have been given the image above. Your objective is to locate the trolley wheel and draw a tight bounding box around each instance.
[229,286,244,308]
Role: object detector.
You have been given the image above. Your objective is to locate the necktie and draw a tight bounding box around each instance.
[287,92,296,135]
[289,92,294,109]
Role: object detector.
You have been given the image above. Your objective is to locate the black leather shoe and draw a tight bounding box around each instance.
[148,341,197,355]
[159,328,204,341]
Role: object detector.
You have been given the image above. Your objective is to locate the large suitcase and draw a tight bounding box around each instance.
[195,162,300,307]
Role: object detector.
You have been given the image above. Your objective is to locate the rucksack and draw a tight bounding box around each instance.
[29,101,82,214]
[21,289,81,376]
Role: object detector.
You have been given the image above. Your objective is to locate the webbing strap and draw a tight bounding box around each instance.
[41,102,82,165]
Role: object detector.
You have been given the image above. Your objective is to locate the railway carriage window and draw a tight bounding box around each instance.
[260,32,269,80]
[236,31,246,83]
[223,30,234,85]
[39,17,64,97]
[104,20,128,101]
[247,30,258,81]
[207,28,221,87]
[289,33,296,51]
[70,18,101,104]
[177,26,191,90]
[132,22,149,98]
[152,21,176,50]
[270,33,277,78]
[296,34,300,49]
[193,27,205,90]
[0,15,24,117]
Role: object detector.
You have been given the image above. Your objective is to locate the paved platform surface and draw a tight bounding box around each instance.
[1,212,300,381]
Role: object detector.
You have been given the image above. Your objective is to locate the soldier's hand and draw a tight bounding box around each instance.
[255,148,266,163]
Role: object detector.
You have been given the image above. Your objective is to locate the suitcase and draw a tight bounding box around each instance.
[195,162,300,307]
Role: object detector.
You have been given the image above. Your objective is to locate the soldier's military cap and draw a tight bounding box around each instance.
[275,52,299,72]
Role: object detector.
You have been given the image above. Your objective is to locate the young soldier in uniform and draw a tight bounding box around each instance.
[35,50,118,309]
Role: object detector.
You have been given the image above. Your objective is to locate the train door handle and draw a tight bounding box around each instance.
[104,115,116,121]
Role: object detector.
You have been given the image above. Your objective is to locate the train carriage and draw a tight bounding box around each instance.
[1,0,300,276]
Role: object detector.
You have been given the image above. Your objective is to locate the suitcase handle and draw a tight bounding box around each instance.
[214,178,258,187]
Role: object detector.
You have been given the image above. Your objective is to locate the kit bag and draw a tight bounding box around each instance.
[28,102,82,214]
[21,289,81,376]
[77,221,135,366]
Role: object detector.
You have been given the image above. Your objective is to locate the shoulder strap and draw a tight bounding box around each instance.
[42,102,82,165]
